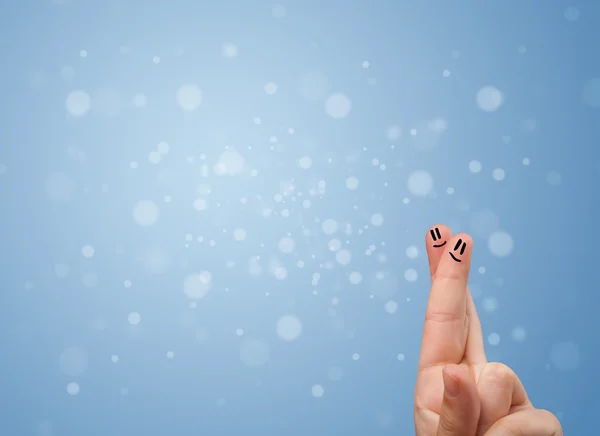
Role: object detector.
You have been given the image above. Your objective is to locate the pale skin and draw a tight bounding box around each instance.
[414,225,564,436]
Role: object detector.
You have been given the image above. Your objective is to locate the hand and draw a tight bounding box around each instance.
[414,225,563,435]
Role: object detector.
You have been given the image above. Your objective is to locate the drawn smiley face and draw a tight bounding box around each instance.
[449,238,467,262]
[430,227,446,248]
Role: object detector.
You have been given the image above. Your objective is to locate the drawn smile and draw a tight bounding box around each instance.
[450,238,467,263]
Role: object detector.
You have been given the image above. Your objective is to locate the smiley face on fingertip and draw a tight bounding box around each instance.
[449,238,467,262]
[429,227,447,248]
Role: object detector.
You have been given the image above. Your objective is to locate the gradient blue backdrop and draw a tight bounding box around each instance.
[0,0,598,435]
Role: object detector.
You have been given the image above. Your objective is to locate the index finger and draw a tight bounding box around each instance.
[419,233,473,370]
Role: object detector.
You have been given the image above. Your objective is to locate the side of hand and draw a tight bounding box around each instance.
[414,225,563,436]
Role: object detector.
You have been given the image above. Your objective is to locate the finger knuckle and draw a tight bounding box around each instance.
[424,310,464,324]
[432,271,463,282]
[480,362,515,388]
[438,414,461,434]
[537,409,563,435]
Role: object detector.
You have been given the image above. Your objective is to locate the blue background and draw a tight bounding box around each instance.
[0,0,598,434]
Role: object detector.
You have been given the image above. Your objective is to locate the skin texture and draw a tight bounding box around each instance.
[414,225,564,436]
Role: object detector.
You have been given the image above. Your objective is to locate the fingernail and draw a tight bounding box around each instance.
[442,367,460,399]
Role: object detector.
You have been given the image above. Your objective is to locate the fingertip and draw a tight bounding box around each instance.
[442,364,462,398]
[437,364,480,435]
[442,363,463,378]
[451,232,473,250]
[425,224,452,278]
[425,224,452,247]
[440,233,473,270]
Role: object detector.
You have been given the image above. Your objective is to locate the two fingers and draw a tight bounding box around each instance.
[422,225,483,436]
[423,225,561,435]
[420,226,486,370]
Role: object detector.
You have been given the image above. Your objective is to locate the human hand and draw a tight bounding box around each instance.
[413,225,563,435]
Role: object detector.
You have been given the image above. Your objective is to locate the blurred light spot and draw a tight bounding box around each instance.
[404,268,418,282]
[325,93,352,119]
[176,84,202,110]
[194,198,207,211]
[128,312,141,325]
[328,239,341,251]
[406,245,419,259]
[132,93,147,108]
[335,249,352,265]
[184,272,212,299]
[407,170,434,197]
[264,82,277,95]
[66,382,80,395]
[349,271,362,284]
[469,160,482,173]
[482,297,498,312]
[65,90,91,116]
[233,228,247,241]
[133,200,159,226]
[488,231,514,257]
[276,315,303,341]
[311,384,324,398]
[221,43,238,58]
[488,333,500,345]
[386,125,401,140]
[370,213,384,226]
[492,168,505,181]
[279,236,295,253]
[476,86,504,112]
[298,156,312,169]
[214,150,245,175]
[512,327,526,342]
[157,142,169,154]
[385,300,398,314]
[321,219,338,235]
[346,176,359,190]
[81,245,95,258]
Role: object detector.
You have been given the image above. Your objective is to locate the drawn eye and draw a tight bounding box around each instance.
[453,239,467,254]
[430,227,442,241]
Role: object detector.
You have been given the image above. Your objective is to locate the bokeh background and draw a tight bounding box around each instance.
[1,0,599,435]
